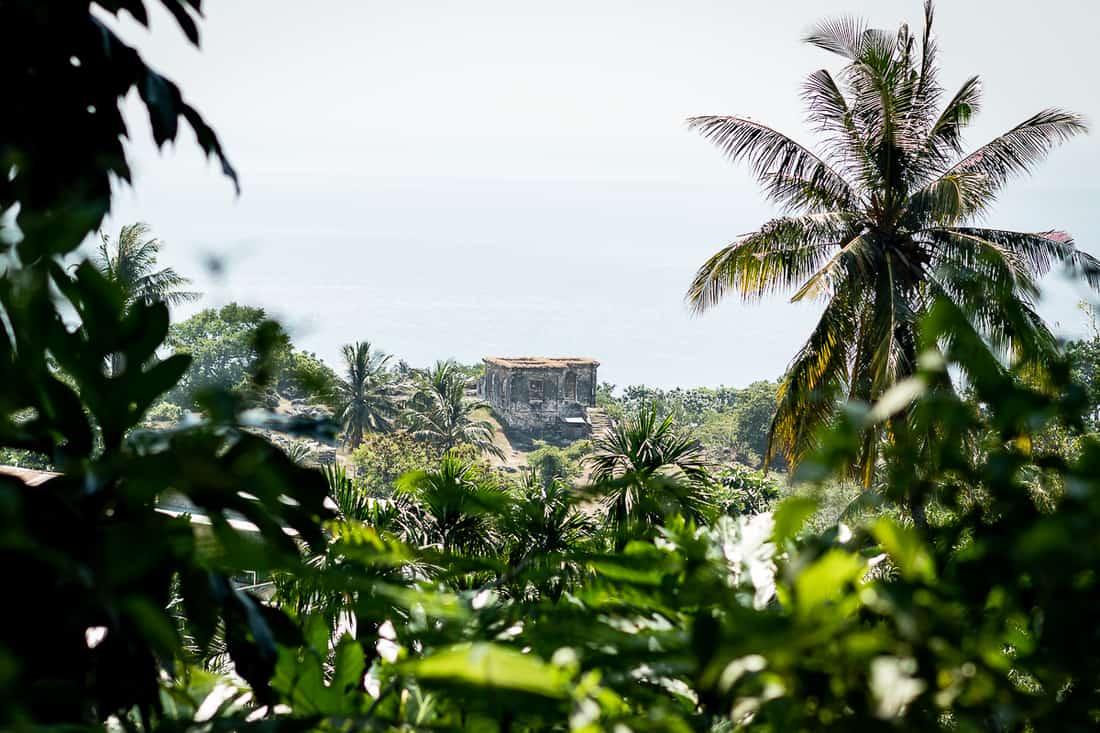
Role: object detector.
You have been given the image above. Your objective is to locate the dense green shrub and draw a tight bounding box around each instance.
[526,438,592,486]
[144,400,184,425]
[351,432,436,497]
[603,381,780,468]
[715,462,781,516]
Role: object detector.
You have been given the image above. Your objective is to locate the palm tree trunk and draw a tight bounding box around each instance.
[893,412,930,531]
[907,486,929,531]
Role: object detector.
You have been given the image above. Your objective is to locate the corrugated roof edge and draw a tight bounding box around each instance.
[0,465,61,487]
[483,357,600,368]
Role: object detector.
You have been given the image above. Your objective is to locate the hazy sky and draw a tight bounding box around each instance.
[101,0,1100,388]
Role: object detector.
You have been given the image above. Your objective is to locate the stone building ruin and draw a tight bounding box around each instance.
[480,357,599,440]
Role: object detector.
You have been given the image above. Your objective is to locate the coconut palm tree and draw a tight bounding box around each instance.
[501,473,596,600]
[395,455,508,557]
[686,2,1100,486]
[95,223,200,308]
[334,341,402,449]
[587,408,714,547]
[402,360,504,460]
[94,222,200,376]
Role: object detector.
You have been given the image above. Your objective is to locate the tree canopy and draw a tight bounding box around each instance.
[686,1,1100,486]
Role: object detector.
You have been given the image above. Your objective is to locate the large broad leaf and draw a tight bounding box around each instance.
[868,376,928,423]
[794,549,865,619]
[871,519,935,583]
[403,643,567,699]
[771,497,818,544]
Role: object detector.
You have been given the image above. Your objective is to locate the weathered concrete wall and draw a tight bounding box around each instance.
[480,359,598,439]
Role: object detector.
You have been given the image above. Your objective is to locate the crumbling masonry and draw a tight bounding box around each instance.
[479,357,599,440]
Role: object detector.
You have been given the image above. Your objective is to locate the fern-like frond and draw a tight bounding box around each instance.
[687,116,855,211]
[936,109,1087,213]
[686,213,857,311]
[765,292,857,467]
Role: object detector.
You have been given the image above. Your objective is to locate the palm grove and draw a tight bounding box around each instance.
[5,2,1100,732]
[80,233,783,480]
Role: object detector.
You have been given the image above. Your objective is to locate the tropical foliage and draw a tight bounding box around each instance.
[165,303,288,405]
[333,341,403,449]
[588,407,714,545]
[604,381,781,467]
[94,222,198,376]
[351,432,436,497]
[94,223,199,309]
[403,360,505,459]
[686,1,1099,487]
[526,438,592,487]
[7,2,1100,733]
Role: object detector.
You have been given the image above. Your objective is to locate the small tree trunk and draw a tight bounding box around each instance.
[907,487,929,531]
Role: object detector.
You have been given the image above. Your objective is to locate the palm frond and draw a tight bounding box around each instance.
[337,341,402,448]
[94,222,198,309]
[397,455,507,556]
[687,115,854,211]
[324,463,372,521]
[932,227,1100,289]
[789,231,876,302]
[935,109,1087,213]
[801,68,875,186]
[928,266,1056,366]
[916,75,981,171]
[803,15,874,60]
[839,49,911,193]
[686,213,856,311]
[903,169,991,228]
[587,408,713,542]
[401,360,503,459]
[765,291,857,467]
[867,257,918,397]
[134,267,201,305]
[908,0,943,131]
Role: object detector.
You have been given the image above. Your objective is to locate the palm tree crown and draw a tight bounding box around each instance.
[95,223,200,308]
[402,360,504,460]
[588,408,713,546]
[95,222,199,376]
[335,341,403,449]
[686,2,1100,480]
[396,455,508,557]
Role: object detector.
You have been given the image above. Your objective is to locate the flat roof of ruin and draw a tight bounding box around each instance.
[483,357,600,369]
[0,465,60,486]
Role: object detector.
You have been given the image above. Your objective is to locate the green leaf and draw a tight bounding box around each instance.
[794,549,865,617]
[871,519,935,583]
[332,634,366,697]
[403,643,567,699]
[868,376,927,423]
[772,496,818,543]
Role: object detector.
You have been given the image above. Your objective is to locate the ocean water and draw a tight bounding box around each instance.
[88,0,1100,391]
[101,174,1100,391]
[103,177,822,389]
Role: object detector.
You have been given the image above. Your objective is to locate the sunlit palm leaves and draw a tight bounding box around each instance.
[687,1,1097,478]
[588,408,714,546]
[94,223,200,308]
[334,341,403,449]
[402,360,505,460]
[396,455,508,557]
[500,473,596,599]
[94,222,199,376]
